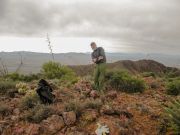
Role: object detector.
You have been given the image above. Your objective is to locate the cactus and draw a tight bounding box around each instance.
[16,82,30,94]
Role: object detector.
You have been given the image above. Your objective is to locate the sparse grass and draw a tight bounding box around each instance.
[23,104,52,123]
[65,99,83,117]
[84,99,103,110]
[165,100,180,134]
[0,80,16,94]
[65,99,103,117]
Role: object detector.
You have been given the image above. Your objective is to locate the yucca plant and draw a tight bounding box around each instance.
[165,100,180,134]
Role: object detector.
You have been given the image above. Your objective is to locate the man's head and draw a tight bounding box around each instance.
[90,42,97,51]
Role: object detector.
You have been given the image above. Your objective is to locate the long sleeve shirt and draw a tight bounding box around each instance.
[91,47,106,64]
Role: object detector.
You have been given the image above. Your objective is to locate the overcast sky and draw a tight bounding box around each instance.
[0,0,180,54]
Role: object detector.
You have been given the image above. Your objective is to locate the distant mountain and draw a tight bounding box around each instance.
[0,51,179,74]
[70,59,180,76]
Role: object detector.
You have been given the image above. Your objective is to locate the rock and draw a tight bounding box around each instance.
[62,111,76,126]
[90,90,99,98]
[13,108,20,115]
[13,126,25,135]
[100,105,115,115]
[26,124,40,135]
[11,115,19,121]
[41,115,65,134]
[106,91,117,99]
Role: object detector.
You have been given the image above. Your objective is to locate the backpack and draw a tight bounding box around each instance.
[36,79,55,104]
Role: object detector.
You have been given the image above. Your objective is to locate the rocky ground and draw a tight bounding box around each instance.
[0,76,179,135]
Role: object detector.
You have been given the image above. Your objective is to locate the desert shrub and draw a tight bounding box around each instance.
[6,72,39,82]
[0,104,11,116]
[41,61,77,83]
[0,80,16,94]
[105,70,146,93]
[142,72,156,78]
[166,80,180,96]
[65,99,103,117]
[23,104,52,123]
[19,90,40,110]
[65,99,83,117]
[16,82,30,94]
[165,100,180,134]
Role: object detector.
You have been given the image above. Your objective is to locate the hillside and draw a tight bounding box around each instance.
[70,59,180,76]
[0,51,179,74]
[0,60,180,135]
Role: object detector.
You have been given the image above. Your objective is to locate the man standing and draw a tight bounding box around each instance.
[91,42,106,92]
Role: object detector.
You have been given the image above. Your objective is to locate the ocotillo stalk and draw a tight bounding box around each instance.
[46,33,55,61]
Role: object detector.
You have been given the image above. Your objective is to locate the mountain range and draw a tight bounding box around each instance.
[0,51,179,74]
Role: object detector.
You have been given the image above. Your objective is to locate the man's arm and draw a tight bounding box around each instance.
[91,53,97,63]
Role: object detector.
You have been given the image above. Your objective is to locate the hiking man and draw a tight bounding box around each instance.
[90,42,106,91]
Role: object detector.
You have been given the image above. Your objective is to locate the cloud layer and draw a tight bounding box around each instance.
[0,0,180,54]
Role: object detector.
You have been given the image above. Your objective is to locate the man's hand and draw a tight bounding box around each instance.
[92,58,97,63]
[98,56,103,61]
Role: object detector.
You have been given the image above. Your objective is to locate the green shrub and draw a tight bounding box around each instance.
[166,80,180,96]
[165,100,180,134]
[105,70,146,93]
[19,91,40,110]
[23,104,52,123]
[65,99,103,117]
[41,61,78,87]
[0,80,16,94]
[42,61,77,79]
[6,72,39,82]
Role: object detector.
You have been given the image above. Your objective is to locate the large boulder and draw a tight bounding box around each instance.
[41,115,65,134]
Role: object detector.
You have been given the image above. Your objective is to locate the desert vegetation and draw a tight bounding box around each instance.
[0,60,180,135]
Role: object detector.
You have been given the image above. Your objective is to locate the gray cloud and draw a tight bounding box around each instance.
[0,0,180,54]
